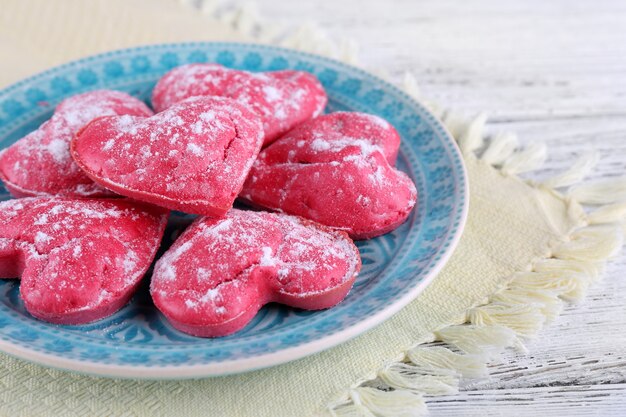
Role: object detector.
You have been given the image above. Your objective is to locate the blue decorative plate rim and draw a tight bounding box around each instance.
[0,42,468,379]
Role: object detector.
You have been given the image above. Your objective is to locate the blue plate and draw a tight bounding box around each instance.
[0,43,468,378]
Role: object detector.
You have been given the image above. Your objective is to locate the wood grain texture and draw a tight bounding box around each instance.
[254,0,626,414]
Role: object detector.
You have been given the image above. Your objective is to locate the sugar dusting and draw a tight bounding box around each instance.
[74,96,264,213]
[0,197,166,316]
[152,64,327,143]
[0,90,152,197]
[186,143,205,157]
[259,246,277,266]
[242,111,418,238]
[152,209,359,321]
[47,139,70,163]
[260,112,397,187]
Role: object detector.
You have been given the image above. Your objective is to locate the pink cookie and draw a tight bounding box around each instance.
[151,209,360,337]
[0,197,168,324]
[0,90,153,198]
[241,112,418,240]
[152,64,327,145]
[71,96,264,217]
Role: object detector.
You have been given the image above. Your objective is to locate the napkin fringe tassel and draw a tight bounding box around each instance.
[177,4,626,415]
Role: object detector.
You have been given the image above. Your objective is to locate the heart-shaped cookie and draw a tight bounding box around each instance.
[151,209,360,337]
[152,64,327,145]
[0,197,168,324]
[0,90,153,198]
[71,96,264,216]
[240,112,418,239]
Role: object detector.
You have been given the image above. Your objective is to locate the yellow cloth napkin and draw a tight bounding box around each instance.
[0,1,624,416]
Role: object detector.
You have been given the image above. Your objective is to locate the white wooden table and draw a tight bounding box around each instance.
[257,0,626,414]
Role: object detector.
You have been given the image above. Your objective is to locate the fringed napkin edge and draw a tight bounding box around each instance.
[324,110,626,416]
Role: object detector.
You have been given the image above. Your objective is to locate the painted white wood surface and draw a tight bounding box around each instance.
[252,0,626,414]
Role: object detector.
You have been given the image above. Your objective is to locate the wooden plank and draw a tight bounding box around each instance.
[258,0,626,118]
[428,384,626,416]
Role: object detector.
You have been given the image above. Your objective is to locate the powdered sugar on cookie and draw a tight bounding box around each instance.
[241,111,417,239]
[0,90,153,197]
[71,96,264,216]
[151,209,360,337]
[152,64,327,144]
[0,197,168,324]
